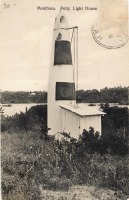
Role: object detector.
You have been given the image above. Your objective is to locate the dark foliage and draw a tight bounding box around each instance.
[1,105,47,133]
[102,104,128,140]
[76,86,128,104]
[76,127,128,156]
[102,105,128,129]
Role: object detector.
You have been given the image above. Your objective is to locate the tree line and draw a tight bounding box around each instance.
[1,86,129,104]
[76,86,129,104]
[1,91,47,103]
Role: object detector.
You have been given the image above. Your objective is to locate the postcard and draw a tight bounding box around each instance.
[0,0,129,199]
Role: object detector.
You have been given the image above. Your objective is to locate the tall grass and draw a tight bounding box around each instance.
[1,131,129,200]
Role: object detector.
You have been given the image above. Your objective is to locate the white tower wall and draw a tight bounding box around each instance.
[48,13,76,135]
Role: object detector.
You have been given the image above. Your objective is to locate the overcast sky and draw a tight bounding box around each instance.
[0,0,129,91]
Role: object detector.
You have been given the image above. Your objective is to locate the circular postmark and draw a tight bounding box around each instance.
[91,23,129,49]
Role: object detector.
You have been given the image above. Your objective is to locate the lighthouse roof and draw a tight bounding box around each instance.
[59,104,105,116]
[54,12,69,30]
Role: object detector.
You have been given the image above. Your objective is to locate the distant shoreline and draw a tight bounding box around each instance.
[1,86,129,105]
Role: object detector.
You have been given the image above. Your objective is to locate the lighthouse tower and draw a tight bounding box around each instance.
[48,12,76,135]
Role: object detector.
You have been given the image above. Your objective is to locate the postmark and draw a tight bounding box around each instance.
[91,23,129,49]
[92,0,129,49]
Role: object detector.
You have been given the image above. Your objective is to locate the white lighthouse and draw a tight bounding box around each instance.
[48,12,76,135]
[48,12,105,139]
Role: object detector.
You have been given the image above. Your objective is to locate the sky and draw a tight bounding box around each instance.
[0,0,129,92]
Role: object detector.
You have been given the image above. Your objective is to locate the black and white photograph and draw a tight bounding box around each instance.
[0,0,129,199]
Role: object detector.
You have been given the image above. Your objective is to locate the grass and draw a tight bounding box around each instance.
[1,131,129,200]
